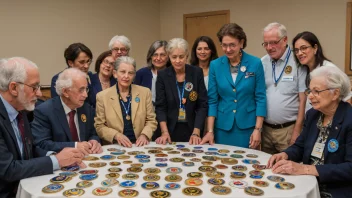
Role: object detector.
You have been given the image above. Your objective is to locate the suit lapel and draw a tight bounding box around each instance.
[131,85,140,123]
[76,107,86,141]
[323,102,346,160]
[234,51,248,87]
[54,98,72,141]
[110,85,124,123]
[167,68,180,106]
[304,115,320,163]
[222,57,236,88]
[0,100,21,155]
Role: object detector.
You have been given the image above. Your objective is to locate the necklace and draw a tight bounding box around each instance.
[116,86,132,121]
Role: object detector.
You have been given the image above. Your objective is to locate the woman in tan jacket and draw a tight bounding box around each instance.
[94,56,157,147]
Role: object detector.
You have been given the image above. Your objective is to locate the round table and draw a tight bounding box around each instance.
[17,143,320,198]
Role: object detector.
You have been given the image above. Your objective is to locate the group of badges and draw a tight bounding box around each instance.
[41,144,297,197]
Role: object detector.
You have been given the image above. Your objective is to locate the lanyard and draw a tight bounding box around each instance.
[176,81,186,108]
[272,47,291,86]
[120,96,131,115]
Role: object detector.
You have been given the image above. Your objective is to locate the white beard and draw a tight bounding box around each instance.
[18,90,36,111]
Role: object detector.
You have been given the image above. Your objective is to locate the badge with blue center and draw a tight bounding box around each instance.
[60,171,77,177]
[176,144,185,148]
[139,158,151,163]
[267,175,285,182]
[230,172,246,179]
[204,152,217,155]
[328,139,339,152]
[111,151,125,155]
[217,153,228,157]
[208,147,218,151]
[42,184,64,193]
[182,162,195,167]
[135,97,140,103]
[193,146,202,149]
[275,182,295,190]
[156,163,168,167]
[250,175,263,179]
[100,155,116,160]
[50,175,72,183]
[61,165,79,171]
[79,174,98,181]
[120,180,136,188]
[207,178,225,185]
[230,154,244,158]
[242,159,260,164]
[211,185,232,195]
[135,154,150,159]
[165,183,181,190]
[142,182,160,190]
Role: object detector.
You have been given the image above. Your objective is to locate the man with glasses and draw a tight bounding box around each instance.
[0,57,85,197]
[260,22,307,154]
[32,68,102,155]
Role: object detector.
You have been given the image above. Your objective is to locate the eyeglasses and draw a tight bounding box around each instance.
[112,47,128,53]
[293,45,312,55]
[152,53,167,58]
[102,59,114,67]
[220,43,238,49]
[77,59,92,66]
[262,36,285,47]
[17,82,41,93]
[304,88,333,96]
[70,87,89,94]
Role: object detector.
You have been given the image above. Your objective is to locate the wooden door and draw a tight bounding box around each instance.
[184,10,230,59]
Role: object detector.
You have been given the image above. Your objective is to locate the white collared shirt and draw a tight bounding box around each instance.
[60,97,81,143]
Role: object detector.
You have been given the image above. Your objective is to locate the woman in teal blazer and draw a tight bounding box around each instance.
[201,23,266,148]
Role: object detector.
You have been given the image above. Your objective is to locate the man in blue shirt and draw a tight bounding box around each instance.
[0,57,85,197]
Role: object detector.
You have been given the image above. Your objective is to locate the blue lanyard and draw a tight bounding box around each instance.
[176,81,186,108]
[120,96,131,115]
[272,47,291,86]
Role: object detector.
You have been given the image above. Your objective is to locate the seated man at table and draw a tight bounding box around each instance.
[32,68,102,154]
[267,66,352,198]
[0,57,85,197]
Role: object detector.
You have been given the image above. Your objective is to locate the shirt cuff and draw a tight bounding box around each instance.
[75,142,77,148]
[50,155,60,171]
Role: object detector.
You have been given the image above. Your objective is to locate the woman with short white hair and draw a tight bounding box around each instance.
[109,35,131,60]
[95,56,157,147]
[267,66,352,197]
[155,38,208,145]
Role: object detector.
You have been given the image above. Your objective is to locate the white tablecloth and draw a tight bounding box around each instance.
[17,143,320,198]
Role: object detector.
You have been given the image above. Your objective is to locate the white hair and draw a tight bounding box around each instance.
[0,57,38,91]
[114,56,136,72]
[108,35,132,51]
[55,68,87,96]
[166,38,189,55]
[263,22,287,38]
[310,66,351,100]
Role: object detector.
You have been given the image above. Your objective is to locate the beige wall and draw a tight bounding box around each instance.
[0,0,160,85]
[160,0,349,71]
[0,0,350,85]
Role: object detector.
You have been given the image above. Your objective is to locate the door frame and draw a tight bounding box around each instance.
[345,2,352,75]
[183,10,230,39]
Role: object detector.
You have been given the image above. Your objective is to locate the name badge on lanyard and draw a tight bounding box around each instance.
[272,47,291,87]
[281,76,293,82]
[311,142,325,159]
[177,81,187,122]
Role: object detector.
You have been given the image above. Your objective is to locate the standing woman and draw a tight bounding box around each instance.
[90,51,117,108]
[155,38,208,144]
[134,40,170,104]
[200,23,266,148]
[190,36,218,90]
[292,31,350,111]
[134,40,170,140]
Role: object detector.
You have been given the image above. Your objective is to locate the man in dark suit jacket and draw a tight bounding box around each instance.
[0,57,85,197]
[32,68,102,155]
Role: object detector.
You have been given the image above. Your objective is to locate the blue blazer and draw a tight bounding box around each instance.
[32,96,100,152]
[0,100,52,197]
[134,67,153,90]
[89,73,117,108]
[208,51,266,130]
[285,101,352,197]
